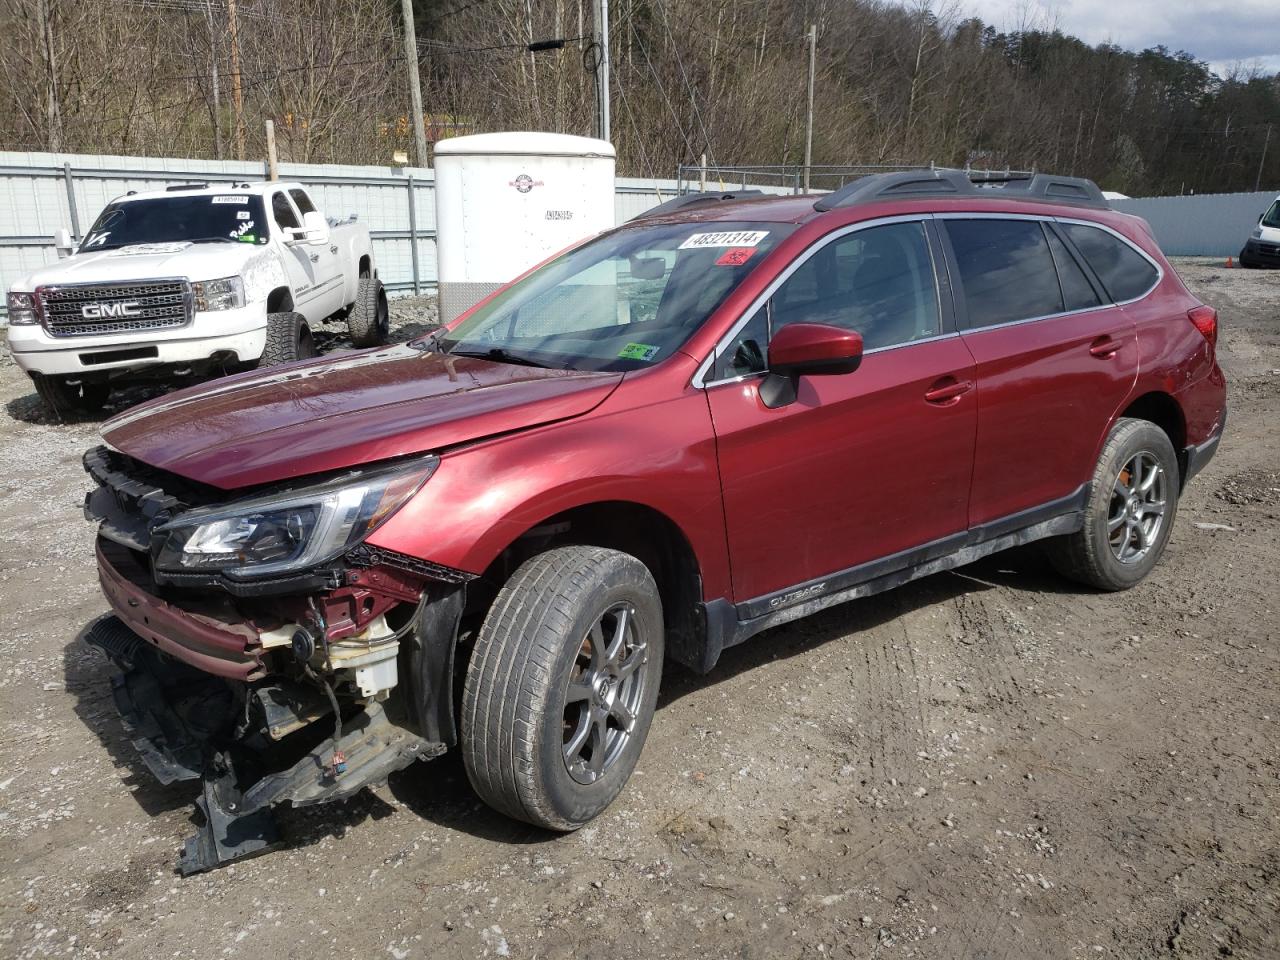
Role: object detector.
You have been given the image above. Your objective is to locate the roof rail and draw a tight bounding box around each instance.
[631,189,764,221]
[813,169,1108,212]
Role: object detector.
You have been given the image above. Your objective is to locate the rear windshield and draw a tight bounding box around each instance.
[438,220,795,372]
[79,194,269,251]
[1263,199,1280,229]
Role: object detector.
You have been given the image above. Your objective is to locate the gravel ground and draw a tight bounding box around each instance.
[0,262,1276,959]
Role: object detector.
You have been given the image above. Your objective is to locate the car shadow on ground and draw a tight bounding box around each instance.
[59,543,1091,860]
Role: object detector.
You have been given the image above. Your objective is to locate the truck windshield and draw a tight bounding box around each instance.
[79,194,269,251]
[437,219,795,371]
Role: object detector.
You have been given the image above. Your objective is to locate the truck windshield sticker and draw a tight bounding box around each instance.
[211,195,249,204]
[618,342,660,361]
[83,231,110,247]
[679,230,770,250]
[237,233,257,243]
[715,247,758,267]
[229,220,256,239]
[236,210,251,220]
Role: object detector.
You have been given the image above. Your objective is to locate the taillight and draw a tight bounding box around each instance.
[1188,305,1217,349]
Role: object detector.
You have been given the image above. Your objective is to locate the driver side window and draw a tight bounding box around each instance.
[272,192,301,231]
[711,220,941,381]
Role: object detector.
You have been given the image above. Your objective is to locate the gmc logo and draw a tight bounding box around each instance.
[81,301,141,319]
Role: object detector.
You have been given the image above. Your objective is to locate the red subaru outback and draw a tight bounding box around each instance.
[82,171,1225,872]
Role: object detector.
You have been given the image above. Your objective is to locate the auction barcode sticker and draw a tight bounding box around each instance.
[678,230,770,250]
[211,195,249,204]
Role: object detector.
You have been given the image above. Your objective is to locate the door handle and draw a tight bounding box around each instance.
[924,377,973,405]
[1089,336,1120,358]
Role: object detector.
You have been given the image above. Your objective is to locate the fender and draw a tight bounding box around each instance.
[366,363,734,601]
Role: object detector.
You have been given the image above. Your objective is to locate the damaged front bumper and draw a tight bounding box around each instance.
[81,445,472,874]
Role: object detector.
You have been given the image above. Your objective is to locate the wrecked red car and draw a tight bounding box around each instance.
[83,170,1226,872]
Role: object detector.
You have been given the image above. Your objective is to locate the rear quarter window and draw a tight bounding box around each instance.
[1060,223,1159,303]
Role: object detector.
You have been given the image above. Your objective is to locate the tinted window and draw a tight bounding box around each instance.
[710,222,941,381]
[945,219,1063,327]
[272,192,301,230]
[1045,227,1101,311]
[773,222,941,349]
[1060,223,1159,302]
[289,188,317,215]
[79,195,268,250]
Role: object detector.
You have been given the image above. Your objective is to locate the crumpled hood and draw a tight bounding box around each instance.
[102,345,623,488]
[14,242,262,288]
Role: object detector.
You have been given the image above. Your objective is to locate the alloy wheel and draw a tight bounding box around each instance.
[1108,450,1168,564]
[562,602,649,785]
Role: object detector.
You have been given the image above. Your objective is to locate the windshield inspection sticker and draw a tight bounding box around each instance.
[679,230,770,250]
[211,195,249,204]
[618,342,661,361]
[715,247,758,267]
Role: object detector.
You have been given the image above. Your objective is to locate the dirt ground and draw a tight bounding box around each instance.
[0,261,1276,960]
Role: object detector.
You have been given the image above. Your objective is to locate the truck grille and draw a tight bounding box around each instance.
[38,280,191,337]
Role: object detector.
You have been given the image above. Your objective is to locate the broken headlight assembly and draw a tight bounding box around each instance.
[153,457,437,578]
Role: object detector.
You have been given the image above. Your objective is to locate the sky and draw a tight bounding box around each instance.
[929,0,1280,77]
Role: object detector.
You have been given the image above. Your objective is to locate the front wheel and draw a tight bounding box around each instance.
[461,546,664,831]
[1046,417,1180,591]
[31,372,109,416]
[261,311,316,365]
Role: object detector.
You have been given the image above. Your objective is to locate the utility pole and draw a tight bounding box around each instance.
[1257,124,1273,192]
[227,0,246,160]
[399,0,429,165]
[594,0,611,142]
[265,119,278,180]
[803,24,816,193]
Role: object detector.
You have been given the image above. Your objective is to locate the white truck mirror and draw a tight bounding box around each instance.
[302,211,330,246]
[54,228,75,258]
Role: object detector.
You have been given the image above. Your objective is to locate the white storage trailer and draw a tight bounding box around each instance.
[433,132,617,323]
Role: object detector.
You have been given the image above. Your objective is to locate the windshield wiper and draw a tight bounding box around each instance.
[450,347,552,369]
[188,236,239,244]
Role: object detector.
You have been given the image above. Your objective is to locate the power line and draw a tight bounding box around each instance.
[655,0,715,166]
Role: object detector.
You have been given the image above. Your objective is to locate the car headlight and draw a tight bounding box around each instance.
[191,275,246,312]
[1251,228,1263,240]
[6,291,38,325]
[153,457,437,577]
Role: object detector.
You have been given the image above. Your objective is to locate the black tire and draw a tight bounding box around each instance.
[461,545,664,831]
[346,276,389,348]
[31,372,109,415]
[1239,248,1259,269]
[261,311,316,365]
[1046,417,1180,591]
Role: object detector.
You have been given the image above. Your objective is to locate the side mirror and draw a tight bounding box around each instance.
[54,228,74,258]
[761,323,863,408]
[302,210,329,245]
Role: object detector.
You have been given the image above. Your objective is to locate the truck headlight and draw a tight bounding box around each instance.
[191,275,246,312]
[1251,228,1263,240]
[6,291,38,325]
[153,457,437,578]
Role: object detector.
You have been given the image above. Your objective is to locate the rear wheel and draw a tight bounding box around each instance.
[261,311,316,365]
[346,276,389,348]
[461,546,664,831]
[1047,417,1180,590]
[31,372,109,415]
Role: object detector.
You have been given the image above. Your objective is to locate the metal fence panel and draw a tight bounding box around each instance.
[1111,191,1276,257]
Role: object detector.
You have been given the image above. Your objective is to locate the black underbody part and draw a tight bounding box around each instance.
[83,615,445,875]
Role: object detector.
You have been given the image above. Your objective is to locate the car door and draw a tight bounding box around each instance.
[704,218,978,608]
[939,216,1139,528]
[289,187,346,316]
[272,190,340,320]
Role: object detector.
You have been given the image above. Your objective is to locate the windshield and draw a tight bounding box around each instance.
[1263,200,1280,229]
[438,220,795,371]
[79,194,269,251]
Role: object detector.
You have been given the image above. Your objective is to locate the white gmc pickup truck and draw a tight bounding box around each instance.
[5,181,388,414]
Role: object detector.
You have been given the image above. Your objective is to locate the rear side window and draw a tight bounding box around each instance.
[1045,227,1101,311]
[1060,223,1159,302]
[944,219,1063,327]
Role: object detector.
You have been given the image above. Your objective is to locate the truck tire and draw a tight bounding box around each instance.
[261,312,317,365]
[461,546,664,831]
[1046,418,1180,591]
[31,372,109,416]
[346,276,389,348]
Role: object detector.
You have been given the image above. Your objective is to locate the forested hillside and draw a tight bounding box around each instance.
[1,0,1275,195]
